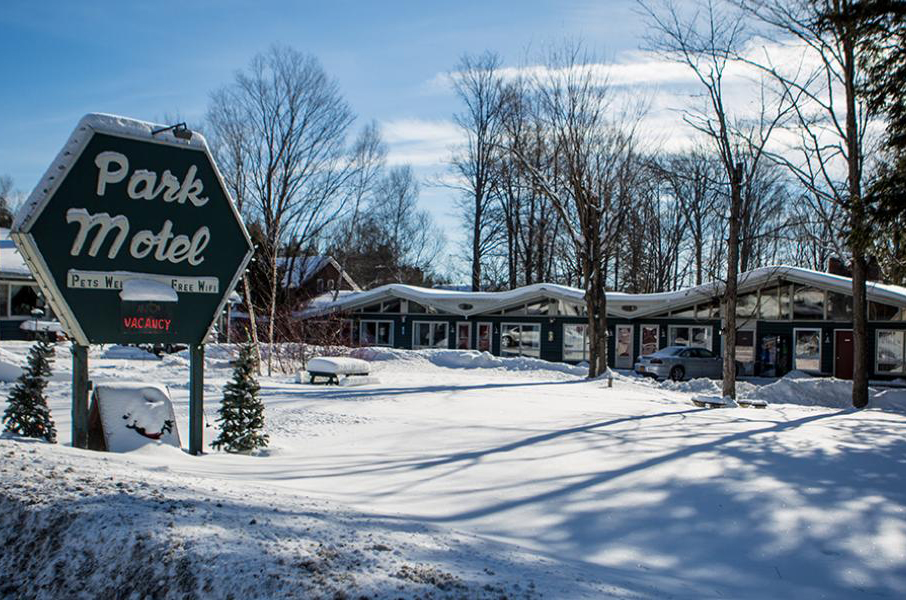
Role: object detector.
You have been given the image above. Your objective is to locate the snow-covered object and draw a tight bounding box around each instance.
[90,383,180,452]
[102,345,160,360]
[18,319,64,333]
[0,228,30,277]
[0,360,23,383]
[306,357,370,375]
[119,278,178,302]
[692,394,737,408]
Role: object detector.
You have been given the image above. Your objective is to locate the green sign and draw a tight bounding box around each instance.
[11,114,253,345]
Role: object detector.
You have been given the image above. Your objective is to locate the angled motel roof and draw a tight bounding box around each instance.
[307,265,906,319]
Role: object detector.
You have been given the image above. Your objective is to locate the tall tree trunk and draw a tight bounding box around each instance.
[842,9,869,408]
[267,250,278,376]
[722,163,742,399]
[472,194,482,291]
[241,273,262,374]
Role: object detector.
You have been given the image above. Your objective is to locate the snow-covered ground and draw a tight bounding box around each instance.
[2,342,905,599]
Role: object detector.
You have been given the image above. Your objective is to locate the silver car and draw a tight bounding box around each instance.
[634,345,737,381]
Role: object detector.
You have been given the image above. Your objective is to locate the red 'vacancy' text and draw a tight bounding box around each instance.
[123,317,172,332]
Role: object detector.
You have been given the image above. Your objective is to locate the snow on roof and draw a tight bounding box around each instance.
[277,256,360,291]
[309,264,906,318]
[0,228,31,278]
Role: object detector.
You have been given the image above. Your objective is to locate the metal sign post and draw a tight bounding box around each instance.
[189,344,205,455]
[71,344,90,448]
[11,114,253,454]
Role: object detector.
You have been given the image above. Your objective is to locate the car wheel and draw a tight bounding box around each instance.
[669,366,685,382]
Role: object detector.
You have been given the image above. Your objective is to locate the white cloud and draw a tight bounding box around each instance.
[380,118,464,167]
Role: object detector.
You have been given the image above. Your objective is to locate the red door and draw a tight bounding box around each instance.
[835,330,854,380]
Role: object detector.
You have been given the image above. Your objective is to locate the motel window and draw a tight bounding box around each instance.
[876,330,906,374]
[792,285,825,320]
[501,323,541,358]
[699,299,721,319]
[413,321,448,349]
[670,305,696,318]
[793,328,822,372]
[669,325,711,349]
[341,320,358,345]
[559,301,586,317]
[758,287,781,320]
[525,300,554,316]
[779,285,792,320]
[870,302,905,321]
[360,320,393,346]
[317,278,324,292]
[9,284,39,317]
[0,283,8,317]
[735,291,759,321]
[826,291,853,321]
[563,324,589,361]
[362,303,382,313]
[382,299,401,313]
[328,279,336,290]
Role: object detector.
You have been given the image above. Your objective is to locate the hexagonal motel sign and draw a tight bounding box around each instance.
[11,114,253,346]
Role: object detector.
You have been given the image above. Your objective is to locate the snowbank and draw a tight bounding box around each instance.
[0,360,23,383]
[102,345,161,360]
[740,373,906,411]
[0,439,600,599]
[352,347,588,376]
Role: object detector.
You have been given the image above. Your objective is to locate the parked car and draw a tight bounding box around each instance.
[634,345,741,381]
[501,325,539,348]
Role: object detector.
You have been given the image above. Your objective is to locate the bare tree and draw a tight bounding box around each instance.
[450,52,507,291]
[735,0,874,407]
[0,175,16,228]
[507,46,641,377]
[641,0,793,398]
[207,46,359,375]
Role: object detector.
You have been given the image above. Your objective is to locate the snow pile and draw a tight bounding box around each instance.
[0,360,23,383]
[352,347,588,376]
[93,384,180,452]
[740,372,906,411]
[102,345,161,360]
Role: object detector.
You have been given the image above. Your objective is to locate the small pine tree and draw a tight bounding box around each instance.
[3,335,56,443]
[212,340,268,453]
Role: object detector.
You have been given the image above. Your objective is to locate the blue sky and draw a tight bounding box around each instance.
[0,0,652,271]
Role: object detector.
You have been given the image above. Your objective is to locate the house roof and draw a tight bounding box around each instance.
[306,264,906,319]
[0,227,32,280]
[277,256,361,291]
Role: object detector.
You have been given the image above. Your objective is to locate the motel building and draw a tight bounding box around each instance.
[310,265,906,380]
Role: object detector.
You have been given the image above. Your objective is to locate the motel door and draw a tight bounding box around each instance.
[615,325,633,369]
[456,322,472,350]
[477,322,492,352]
[835,330,854,380]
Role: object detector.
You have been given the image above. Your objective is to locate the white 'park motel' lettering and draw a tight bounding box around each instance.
[65,151,212,265]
